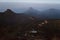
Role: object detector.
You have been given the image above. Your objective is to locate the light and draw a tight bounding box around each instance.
[41,22,44,24]
[38,24,42,26]
[30,31,37,33]
[44,20,48,24]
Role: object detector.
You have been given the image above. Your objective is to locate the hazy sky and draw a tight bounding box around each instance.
[0,0,60,13]
[0,0,60,3]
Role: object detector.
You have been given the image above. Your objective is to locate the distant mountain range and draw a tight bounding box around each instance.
[25,7,40,16]
[24,8,60,19]
[0,9,34,25]
[0,8,60,23]
[39,8,60,19]
[0,8,60,38]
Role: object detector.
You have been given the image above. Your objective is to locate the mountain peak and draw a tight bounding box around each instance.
[4,9,14,13]
[27,7,35,11]
[29,7,33,10]
[3,9,15,15]
[25,7,40,17]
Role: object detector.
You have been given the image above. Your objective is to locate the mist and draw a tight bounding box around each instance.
[0,2,60,13]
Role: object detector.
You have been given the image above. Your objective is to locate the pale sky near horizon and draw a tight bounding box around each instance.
[0,0,60,13]
[0,0,60,3]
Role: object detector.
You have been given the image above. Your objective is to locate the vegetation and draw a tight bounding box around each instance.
[0,9,60,40]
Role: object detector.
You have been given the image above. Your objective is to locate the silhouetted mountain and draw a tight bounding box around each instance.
[0,9,37,25]
[0,8,60,25]
[0,9,60,40]
[0,8,60,22]
[3,9,15,16]
[24,8,60,19]
[0,9,16,25]
[25,7,40,17]
[39,8,60,19]
[4,9,14,13]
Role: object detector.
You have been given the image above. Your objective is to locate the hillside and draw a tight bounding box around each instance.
[0,9,60,40]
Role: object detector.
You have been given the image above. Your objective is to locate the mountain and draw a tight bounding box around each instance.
[3,9,15,16]
[25,7,40,18]
[39,8,60,19]
[24,8,60,19]
[0,9,37,25]
[23,8,60,19]
[0,8,60,24]
[0,9,16,25]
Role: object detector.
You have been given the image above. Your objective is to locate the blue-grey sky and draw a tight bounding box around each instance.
[0,0,60,3]
[0,0,60,13]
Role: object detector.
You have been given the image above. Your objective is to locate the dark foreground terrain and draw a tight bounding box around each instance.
[0,9,60,40]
